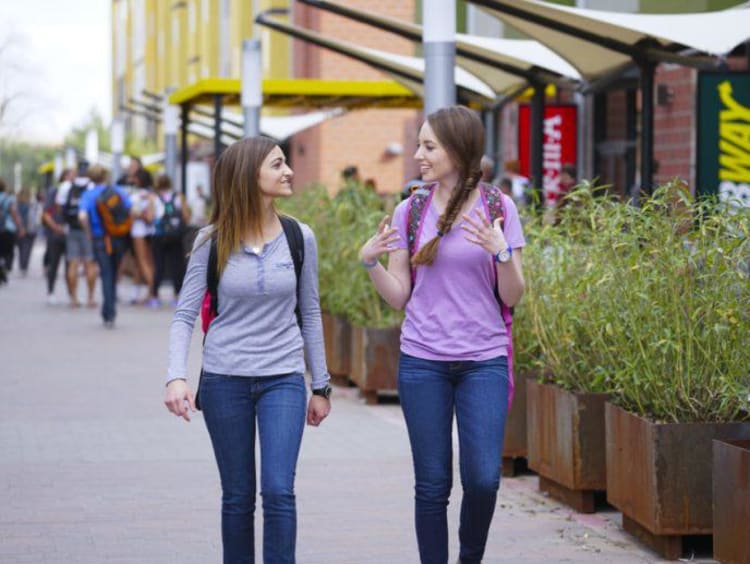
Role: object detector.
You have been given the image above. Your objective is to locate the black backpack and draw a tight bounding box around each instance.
[195,215,305,410]
[157,192,186,242]
[64,180,89,230]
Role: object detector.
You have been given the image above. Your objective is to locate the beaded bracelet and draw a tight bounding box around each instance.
[361,258,379,269]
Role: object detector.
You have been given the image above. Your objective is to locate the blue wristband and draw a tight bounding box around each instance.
[361,258,379,269]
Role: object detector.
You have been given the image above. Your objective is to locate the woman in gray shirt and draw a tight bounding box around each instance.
[164,137,331,563]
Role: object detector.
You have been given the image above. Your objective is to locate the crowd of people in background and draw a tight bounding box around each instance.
[0,156,210,329]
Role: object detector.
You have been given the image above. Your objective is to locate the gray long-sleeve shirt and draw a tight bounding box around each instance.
[167,223,330,389]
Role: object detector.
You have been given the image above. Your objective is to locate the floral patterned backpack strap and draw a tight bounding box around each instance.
[406,183,436,283]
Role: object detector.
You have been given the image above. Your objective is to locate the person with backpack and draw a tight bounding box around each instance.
[0,177,26,283]
[55,161,98,308]
[359,106,526,564]
[78,165,132,328]
[163,137,331,564]
[151,173,189,307]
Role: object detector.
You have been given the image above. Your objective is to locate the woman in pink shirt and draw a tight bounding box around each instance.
[360,106,526,564]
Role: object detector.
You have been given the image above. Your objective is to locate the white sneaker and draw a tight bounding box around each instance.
[46,294,58,305]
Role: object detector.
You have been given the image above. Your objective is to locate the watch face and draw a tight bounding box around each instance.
[496,249,511,263]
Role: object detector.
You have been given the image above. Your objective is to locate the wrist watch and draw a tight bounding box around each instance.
[312,384,332,399]
[494,246,513,264]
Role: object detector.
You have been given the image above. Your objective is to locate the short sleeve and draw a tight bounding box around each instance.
[391,199,410,251]
[501,195,526,250]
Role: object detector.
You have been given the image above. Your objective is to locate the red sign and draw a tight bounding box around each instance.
[518,104,577,206]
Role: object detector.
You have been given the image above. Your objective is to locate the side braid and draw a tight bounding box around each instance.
[412,169,482,266]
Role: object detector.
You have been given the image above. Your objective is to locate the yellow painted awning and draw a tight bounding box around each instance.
[168,78,422,109]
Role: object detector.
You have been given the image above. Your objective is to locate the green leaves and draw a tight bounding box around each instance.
[517,182,750,423]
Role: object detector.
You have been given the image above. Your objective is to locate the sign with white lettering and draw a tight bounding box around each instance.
[518,104,577,207]
[697,73,750,209]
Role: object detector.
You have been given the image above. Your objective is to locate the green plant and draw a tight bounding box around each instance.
[525,182,750,422]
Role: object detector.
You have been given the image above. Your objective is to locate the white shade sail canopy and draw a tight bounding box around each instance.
[257,13,497,104]
[470,0,750,79]
[297,0,582,90]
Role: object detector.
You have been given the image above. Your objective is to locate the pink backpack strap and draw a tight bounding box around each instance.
[406,183,436,284]
[479,183,515,409]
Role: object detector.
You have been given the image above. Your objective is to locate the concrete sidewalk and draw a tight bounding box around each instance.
[0,243,714,563]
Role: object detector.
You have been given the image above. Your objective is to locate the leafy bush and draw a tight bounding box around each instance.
[524,182,750,422]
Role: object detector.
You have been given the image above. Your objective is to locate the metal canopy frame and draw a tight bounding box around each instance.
[467,0,726,194]
[163,77,421,194]
[295,0,583,200]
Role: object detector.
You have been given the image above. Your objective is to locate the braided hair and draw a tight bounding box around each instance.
[412,106,485,266]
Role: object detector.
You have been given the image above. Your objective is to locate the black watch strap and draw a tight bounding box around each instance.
[312,384,332,399]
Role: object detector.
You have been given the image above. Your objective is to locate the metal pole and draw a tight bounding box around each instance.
[214,94,224,160]
[640,61,656,196]
[163,88,179,183]
[111,118,125,184]
[242,39,262,138]
[180,104,189,196]
[625,87,637,200]
[483,110,496,178]
[531,81,546,206]
[423,0,456,116]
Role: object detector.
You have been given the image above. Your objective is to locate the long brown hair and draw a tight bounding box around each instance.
[208,136,277,277]
[412,106,485,266]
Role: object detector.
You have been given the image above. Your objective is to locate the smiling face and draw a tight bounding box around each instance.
[414,121,457,187]
[257,145,294,199]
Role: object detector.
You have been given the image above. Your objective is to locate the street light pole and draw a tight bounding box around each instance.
[163,87,179,184]
[242,38,262,138]
[423,0,456,116]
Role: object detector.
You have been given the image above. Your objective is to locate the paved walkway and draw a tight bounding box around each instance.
[0,243,715,563]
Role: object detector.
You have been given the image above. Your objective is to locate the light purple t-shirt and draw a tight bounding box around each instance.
[392,187,526,361]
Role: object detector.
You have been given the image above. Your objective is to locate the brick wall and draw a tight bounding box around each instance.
[290,1,420,194]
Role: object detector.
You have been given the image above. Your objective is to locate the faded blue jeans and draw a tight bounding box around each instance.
[200,371,306,564]
[398,353,510,564]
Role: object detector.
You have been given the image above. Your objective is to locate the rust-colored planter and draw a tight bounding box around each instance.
[713,439,750,564]
[502,373,533,477]
[321,312,351,383]
[526,380,609,513]
[605,403,750,560]
[350,325,400,404]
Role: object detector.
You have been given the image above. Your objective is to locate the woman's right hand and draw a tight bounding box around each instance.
[360,215,401,264]
[164,379,196,422]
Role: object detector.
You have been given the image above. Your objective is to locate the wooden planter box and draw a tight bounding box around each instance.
[605,403,750,560]
[321,312,351,384]
[350,325,400,404]
[502,373,533,477]
[526,380,609,513]
[713,439,750,564]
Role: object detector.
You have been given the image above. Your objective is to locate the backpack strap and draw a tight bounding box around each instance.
[406,183,436,284]
[479,182,515,408]
[279,215,305,329]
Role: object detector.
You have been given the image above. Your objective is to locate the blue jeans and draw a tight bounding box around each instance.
[92,236,125,322]
[398,353,510,564]
[200,372,306,564]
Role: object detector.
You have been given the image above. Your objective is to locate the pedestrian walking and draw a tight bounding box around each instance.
[56,162,98,308]
[42,170,73,303]
[164,136,331,564]
[151,174,189,306]
[359,106,526,564]
[78,165,132,328]
[15,187,42,276]
[0,178,26,283]
[129,168,157,306]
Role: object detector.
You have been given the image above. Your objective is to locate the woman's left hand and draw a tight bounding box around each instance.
[460,212,507,255]
[307,396,331,426]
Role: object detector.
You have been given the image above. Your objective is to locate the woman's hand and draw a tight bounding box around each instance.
[360,215,401,264]
[307,396,331,427]
[164,379,196,422]
[460,213,508,255]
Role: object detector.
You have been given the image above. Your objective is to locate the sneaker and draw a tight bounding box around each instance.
[169,298,179,308]
[103,319,115,329]
[145,297,161,309]
[46,294,58,305]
